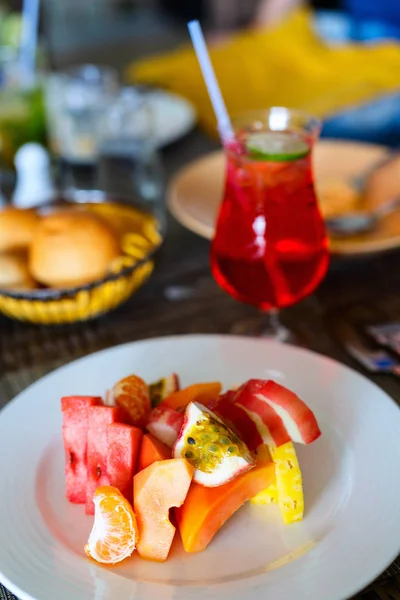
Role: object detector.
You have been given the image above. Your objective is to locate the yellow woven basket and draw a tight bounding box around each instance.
[0,202,163,325]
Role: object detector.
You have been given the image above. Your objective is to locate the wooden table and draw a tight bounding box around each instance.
[1,129,399,600]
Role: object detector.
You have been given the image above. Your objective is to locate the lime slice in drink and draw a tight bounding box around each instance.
[246,132,310,161]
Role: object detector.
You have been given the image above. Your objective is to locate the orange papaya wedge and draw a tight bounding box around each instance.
[176,461,275,553]
[137,433,171,471]
[162,382,222,411]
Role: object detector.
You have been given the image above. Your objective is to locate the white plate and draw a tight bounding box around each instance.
[0,334,399,600]
[146,90,197,148]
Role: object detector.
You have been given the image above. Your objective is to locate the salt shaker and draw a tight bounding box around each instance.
[12,143,57,209]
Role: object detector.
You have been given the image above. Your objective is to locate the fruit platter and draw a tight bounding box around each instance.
[0,335,400,600]
[63,373,321,565]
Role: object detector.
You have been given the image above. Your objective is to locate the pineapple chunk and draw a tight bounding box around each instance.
[251,482,278,505]
[270,442,304,524]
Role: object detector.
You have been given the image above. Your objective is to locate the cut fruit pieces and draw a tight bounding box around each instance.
[134,459,194,561]
[138,433,171,471]
[215,390,263,451]
[234,380,290,447]
[107,375,151,429]
[162,382,222,411]
[174,402,255,487]
[269,442,304,524]
[61,395,101,504]
[146,404,184,447]
[106,423,143,503]
[176,461,275,553]
[84,486,138,564]
[258,380,321,445]
[86,405,125,515]
[251,482,278,505]
[149,373,180,408]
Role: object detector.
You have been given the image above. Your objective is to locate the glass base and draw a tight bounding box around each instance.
[231,309,291,342]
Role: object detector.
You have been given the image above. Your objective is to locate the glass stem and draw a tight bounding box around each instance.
[260,309,290,342]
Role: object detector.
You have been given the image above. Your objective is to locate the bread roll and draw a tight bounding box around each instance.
[0,253,37,291]
[0,207,39,253]
[29,210,120,288]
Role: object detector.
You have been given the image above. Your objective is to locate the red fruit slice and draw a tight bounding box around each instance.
[234,380,290,447]
[86,406,125,515]
[258,380,321,444]
[215,391,262,451]
[107,375,151,429]
[146,404,184,448]
[61,396,102,503]
[106,423,143,503]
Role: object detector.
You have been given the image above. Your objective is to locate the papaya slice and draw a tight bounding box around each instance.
[176,461,275,553]
[137,434,171,471]
[162,382,222,411]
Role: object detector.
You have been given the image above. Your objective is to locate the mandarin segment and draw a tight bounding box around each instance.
[109,375,151,428]
[85,486,138,565]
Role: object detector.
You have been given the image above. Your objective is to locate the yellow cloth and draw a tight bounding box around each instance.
[126,8,400,137]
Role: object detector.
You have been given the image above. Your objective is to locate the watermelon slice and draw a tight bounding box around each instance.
[86,406,125,515]
[61,396,102,504]
[106,423,143,503]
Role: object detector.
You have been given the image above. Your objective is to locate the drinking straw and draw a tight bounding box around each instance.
[19,0,40,87]
[187,20,234,144]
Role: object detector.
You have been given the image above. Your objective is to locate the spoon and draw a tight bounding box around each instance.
[348,150,399,193]
[326,196,400,236]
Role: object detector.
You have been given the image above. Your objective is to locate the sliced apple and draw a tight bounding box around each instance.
[234,380,290,448]
[258,380,321,445]
[215,390,263,451]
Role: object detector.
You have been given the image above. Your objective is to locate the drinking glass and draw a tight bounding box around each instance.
[210,107,330,340]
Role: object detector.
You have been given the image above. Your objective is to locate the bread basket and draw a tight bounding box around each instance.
[0,201,164,324]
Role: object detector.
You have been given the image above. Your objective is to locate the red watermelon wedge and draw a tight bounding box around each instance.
[106,423,143,503]
[86,405,125,515]
[61,396,102,503]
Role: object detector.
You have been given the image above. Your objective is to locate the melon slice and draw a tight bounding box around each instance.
[133,459,194,561]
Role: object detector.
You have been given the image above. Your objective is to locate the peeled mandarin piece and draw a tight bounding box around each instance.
[176,461,275,553]
[162,382,222,411]
[84,486,138,565]
[138,433,171,471]
[269,442,304,524]
[133,458,194,561]
[108,375,151,429]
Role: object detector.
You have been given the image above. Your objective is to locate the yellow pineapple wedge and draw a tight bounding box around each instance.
[251,482,278,505]
[251,442,304,524]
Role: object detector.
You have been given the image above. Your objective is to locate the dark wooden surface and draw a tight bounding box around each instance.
[1,128,400,600]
